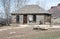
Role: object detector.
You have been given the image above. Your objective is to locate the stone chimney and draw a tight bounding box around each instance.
[57,3,60,9]
[51,6,54,9]
[58,3,60,6]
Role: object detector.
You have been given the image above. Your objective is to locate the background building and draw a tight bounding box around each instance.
[49,4,60,25]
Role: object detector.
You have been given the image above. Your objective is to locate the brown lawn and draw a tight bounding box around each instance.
[0,27,60,39]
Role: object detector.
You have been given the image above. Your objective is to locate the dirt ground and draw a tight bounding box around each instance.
[0,26,60,39]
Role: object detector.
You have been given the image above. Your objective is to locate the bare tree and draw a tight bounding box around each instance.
[1,0,10,25]
[1,0,28,25]
[14,0,28,11]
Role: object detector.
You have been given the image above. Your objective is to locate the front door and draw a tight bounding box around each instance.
[16,15,19,23]
[23,15,27,24]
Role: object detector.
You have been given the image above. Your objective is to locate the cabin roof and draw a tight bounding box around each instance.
[12,5,51,15]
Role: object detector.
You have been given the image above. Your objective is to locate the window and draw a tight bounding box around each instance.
[16,15,19,23]
[29,15,33,22]
[29,15,36,22]
[33,15,36,22]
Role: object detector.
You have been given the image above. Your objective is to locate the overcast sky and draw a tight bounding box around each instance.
[0,0,60,12]
[27,0,60,10]
[0,0,60,18]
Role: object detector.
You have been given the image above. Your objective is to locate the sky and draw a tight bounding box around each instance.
[0,0,60,18]
[27,0,60,10]
[1,0,60,12]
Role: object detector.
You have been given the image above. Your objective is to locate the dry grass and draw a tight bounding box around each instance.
[8,27,60,39]
[0,27,60,39]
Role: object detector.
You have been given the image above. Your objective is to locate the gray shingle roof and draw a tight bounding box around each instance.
[12,5,50,14]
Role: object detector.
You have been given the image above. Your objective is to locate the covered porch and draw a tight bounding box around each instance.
[11,13,52,25]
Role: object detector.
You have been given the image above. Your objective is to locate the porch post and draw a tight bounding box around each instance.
[50,15,52,27]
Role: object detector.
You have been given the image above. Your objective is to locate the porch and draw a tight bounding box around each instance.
[11,13,51,25]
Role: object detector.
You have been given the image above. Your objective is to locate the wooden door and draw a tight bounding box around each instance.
[23,15,27,24]
[16,15,20,23]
